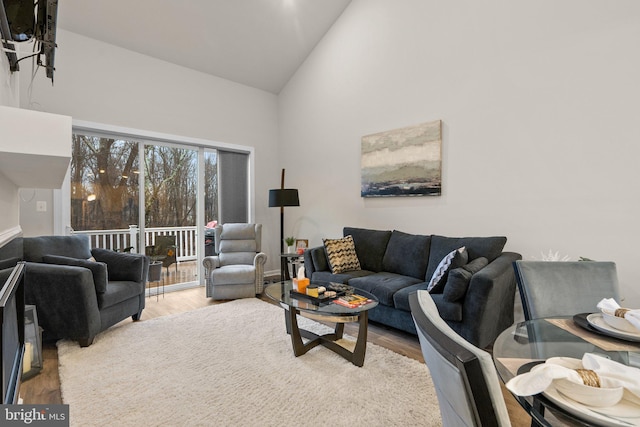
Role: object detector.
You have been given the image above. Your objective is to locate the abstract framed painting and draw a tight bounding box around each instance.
[361,120,442,197]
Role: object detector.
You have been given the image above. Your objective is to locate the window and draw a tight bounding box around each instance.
[68,127,252,289]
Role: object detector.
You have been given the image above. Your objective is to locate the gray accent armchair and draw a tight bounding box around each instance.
[202,223,267,300]
[513,260,620,320]
[23,235,149,347]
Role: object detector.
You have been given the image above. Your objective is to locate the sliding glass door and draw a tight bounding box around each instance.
[69,130,249,291]
[143,144,198,286]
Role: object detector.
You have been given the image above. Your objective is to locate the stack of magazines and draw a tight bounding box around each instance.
[333,294,372,308]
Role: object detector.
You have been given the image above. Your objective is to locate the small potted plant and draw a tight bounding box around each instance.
[284,236,296,253]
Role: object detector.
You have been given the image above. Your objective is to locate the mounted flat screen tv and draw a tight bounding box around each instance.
[0,262,25,404]
[0,0,58,82]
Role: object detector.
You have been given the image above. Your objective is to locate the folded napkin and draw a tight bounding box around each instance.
[506,353,640,404]
[597,298,640,331]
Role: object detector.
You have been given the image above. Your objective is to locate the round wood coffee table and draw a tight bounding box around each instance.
[264,281,379,367]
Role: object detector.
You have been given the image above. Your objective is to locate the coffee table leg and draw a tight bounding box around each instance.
[286,307,321,356]
[349,311,368,367]
[334,322,345,339]
[282,308,369,366]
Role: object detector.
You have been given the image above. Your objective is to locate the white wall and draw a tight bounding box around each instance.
[19,29,282,272]
[19,188,53,237]
[0,45,19,107]
[0,174,19,231]
[0,42,22,233]
[279,0,640,304]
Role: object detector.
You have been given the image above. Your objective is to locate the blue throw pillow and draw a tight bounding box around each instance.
[443,257,489,302]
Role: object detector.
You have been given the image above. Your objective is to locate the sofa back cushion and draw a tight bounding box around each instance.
[24,235,93,263]
[382,230,431,280]
[425,235,507,282]
[343,227,392,272]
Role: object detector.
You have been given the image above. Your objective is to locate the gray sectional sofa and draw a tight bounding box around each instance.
[304,227,521,348]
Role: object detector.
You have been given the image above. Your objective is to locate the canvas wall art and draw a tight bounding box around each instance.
[361,120,442,197]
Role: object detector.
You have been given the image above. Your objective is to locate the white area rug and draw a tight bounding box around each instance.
[58,298,441,426]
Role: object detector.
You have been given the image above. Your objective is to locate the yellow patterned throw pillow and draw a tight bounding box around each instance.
[323,235,361,274]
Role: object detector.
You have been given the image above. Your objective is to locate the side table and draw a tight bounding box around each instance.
[279,253,304,281]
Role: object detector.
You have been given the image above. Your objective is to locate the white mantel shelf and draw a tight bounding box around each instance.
[0,106,71,189]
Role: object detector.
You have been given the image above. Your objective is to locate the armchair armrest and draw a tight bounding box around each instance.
[91,248,147,282]
[253,252,267,294]
[253,252,267,267]
[42,254,108,294]
[24,262,101,342]
[202,256,221,278]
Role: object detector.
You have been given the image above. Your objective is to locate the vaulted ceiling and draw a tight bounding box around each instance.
[57,0,352,94]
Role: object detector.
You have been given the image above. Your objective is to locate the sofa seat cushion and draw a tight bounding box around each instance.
[393,282,431,312]
[311,270,374,285]
[430,293,463,322]
[382,230,431,280]
[349,272,422,307]
[343,227,392,272]
[98,280,144,309]
[42,255,108,294]
[211,265,256,285]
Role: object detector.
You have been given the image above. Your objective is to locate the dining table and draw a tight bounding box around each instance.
[492,313,640,427]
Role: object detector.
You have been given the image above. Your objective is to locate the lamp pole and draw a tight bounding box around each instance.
[279,168,285,254]
[269,169,299,281]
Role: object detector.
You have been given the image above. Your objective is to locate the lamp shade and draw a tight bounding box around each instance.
[269,189,300,207]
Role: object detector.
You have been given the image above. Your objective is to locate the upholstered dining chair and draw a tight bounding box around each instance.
[409,290,513,426]
[513,261,620,321]
[202,223,267,300]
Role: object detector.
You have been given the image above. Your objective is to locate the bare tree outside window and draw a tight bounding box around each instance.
[144,145,197,227]
[204,151,218,225]
[71,135,139,231]
[71,135,219,232]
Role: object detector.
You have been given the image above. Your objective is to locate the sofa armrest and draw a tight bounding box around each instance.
[462,251,522,347]
[91,248,147,283]
[24,262,101,341]
[304,246,329,278]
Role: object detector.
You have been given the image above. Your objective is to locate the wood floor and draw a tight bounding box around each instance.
[20,286,531,426]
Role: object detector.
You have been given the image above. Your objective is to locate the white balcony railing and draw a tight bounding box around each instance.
[73,225,199,262]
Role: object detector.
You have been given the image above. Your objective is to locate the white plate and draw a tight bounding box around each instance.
[544,383,640,427]
[530,358,640,426]
[587,313,640,342]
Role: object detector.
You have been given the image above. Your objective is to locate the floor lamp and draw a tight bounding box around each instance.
[269,169,299,280]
